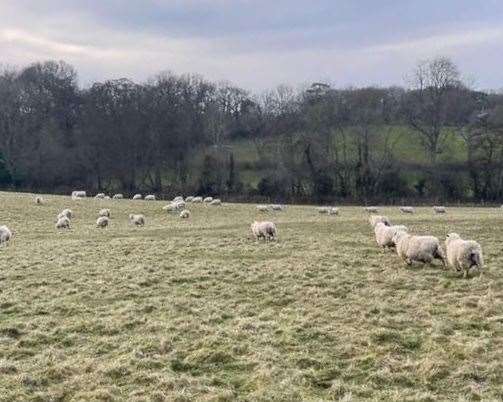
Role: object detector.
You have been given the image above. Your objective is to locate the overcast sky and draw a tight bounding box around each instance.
[1,0,502,91]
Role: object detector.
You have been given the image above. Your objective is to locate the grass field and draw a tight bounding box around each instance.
[0,192,502,401]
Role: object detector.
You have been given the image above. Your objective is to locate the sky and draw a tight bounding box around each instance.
[1,0,502,92]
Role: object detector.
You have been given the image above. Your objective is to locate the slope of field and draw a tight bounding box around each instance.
[0,192,502,401]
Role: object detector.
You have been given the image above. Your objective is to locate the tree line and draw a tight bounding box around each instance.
[0,57,502,203]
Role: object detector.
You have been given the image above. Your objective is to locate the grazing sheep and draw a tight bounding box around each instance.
[145,194,156,201]
[55,217,71,230]
[329,207,339,216]
[96,216,109,228]
[129,214,145,226]
[98,208,110,218]
[317,207,329,214]
[185,196,194,202]
[369,215,391,228]
[71,191,86,200]
[132,194,142,200]
[270,204,285,211]
[95,193,105,199]
[433,206,446,214]
[104,196,111,200]
[173,196,184,202]
[180,210,191,219]
[35,196,44,205]
[251,221,277,241]
[374,222,408,250]
[364,206,379,214]
[399,206,415,214]
[256,205,270,212]
[203,197,213,203]
[0,225,13,245]
[392,231,445,266]
[445,233,484,278]
[192,196,203,203]
[113,194,123,199]
[58,209,73,220]
[209,199,222,206]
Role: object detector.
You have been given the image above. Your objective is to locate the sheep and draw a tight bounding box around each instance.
[317,207,329,214]
[433,206,447,214]
[55,217,71,230]
[270,204,285,211]
[129,214,145,226]
[132,194,142,200]
[392,231,445,266]
[35,196,44,205]
[369,215,391,228]
[104,196,111,200]
[364,206,379,214]
[95,193,106,199]
[185,196,194,203]
[445,233,484,278]
[203,197,213,203]
[209,199,222,206]
[251,221,277,241]
[0,225,13,245]
[173,196,184,202]
[399,206,415,214]
[96,216,109,228]
[256,205,270,212]
[98,208,111,218]
[180,210,191,219]
[145,194,156,201]
[71,191,86,200]
[58,209,73,220]
[329,207,339,216]
[192,196,203,203]
[113,194,124,200]
[374,222,408,250]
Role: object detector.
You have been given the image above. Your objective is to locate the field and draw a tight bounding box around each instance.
[0,192,502,401]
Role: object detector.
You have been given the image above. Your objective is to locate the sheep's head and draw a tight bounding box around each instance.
[446,233,460,244]
[392,230,407,245]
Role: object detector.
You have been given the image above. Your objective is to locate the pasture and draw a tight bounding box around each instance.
[0,192,502,401]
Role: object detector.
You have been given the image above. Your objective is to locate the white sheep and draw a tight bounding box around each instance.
[270,204,285,211]
[173,196,184,202]
[180,210,191,219]
[256,205,270,212]
[35,196,44,205]
[132,194,142,200]
[185,196,194,203]
[203,197,213,203]
[95,193,105,199]
[399,206,415,214]
[71,190,86,200]
[55,217,71,230]
[96,216,109,228]
[104,196,111,200]
[113,194,123,200]
[433,206,446,214]
[192,196,203,203]
[369,215,391,228]
[364,206,379,214]
[209,199,222,206]
[445,233,484,278]
[58,209,73,220]
[392,231,445,266]
[251,221,277,241]
[329,207,339,216]
[98,208,111,218]
[129,214,145,226]
[145,194,156,201]
[0,225,13,245]
[317,207,329,214]
[374,222,408,250]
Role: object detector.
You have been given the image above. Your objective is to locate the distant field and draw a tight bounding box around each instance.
[0,192,502,400]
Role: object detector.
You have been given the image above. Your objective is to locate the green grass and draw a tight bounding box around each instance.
[1,192,502,400]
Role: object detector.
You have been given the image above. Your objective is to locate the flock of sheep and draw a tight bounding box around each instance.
[0,194,485,278]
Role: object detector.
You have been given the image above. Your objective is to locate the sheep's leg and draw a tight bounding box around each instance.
[463,269,468,279]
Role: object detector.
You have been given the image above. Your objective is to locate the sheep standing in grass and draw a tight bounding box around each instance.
[145,195,156,201]
[364,206,379,213]
[55,217,71,230]
[329,207,339,216]
[185,196,194,202]
[445,233,484,278]
[251,221,277,241]
[0,225,12,245]
[192,196,203,203]
[71,191,86,200]
[113,194,123,200]
[173,196,184,202]
[256,205,270,212]
[317,207,329,214]
[132,194,142,200]
[209,199,222,206]
[35,196,44,205]
[95,193,105,199]
[96,216,109,228]
[203,197,213,203]
[180,210,191,219]
[392,231,445,266]
[129,214,145,226]
[58,209,73,220]
[270,204,285,211]
[399,206,415,214]
[98,209,110,218]
[433,206,446,214]
[369,215,391,228]
[374,223,408,250]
